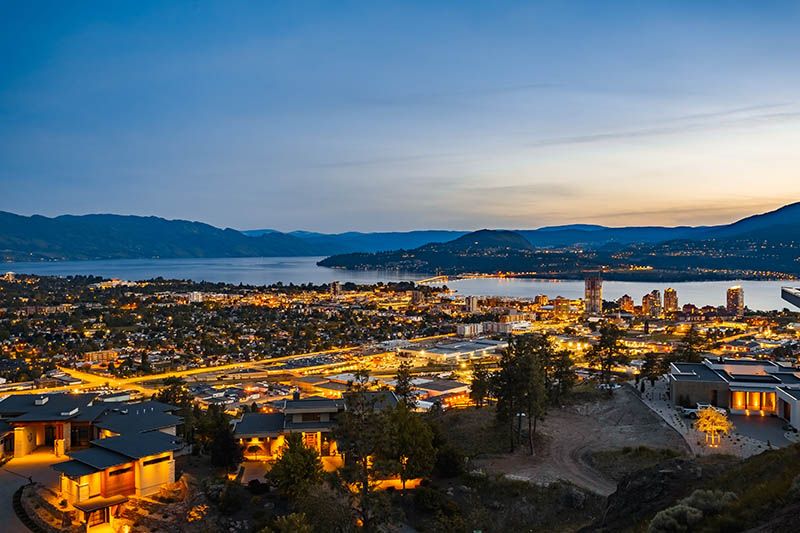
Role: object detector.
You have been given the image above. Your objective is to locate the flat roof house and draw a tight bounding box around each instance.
[668,357,800,427]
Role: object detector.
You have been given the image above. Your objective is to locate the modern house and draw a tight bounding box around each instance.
[668,357,800,426]
[234,391,398,470]
[0,393,184,530]
[52,431,183,529]
[0,394,182,458]
[783,287,800,310]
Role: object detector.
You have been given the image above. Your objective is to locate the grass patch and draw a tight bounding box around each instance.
[429,407,510,457]
[589,446,683,482]
[696,444,800,531]
[561,382,612,405]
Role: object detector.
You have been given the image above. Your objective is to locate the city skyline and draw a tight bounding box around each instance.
[3,2,800,232]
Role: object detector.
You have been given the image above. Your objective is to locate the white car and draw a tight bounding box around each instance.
[681,403,726,418]
[597,383,622,391]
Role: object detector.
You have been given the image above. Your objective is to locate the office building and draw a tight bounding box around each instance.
[465,295,480,313]
[727,286,745,316]
[617,294,635,313]
[584,272,603,315]
[330,281,341,298]
[664,288,678,314]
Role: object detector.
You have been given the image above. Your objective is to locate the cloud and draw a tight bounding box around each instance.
[526,107,800,148]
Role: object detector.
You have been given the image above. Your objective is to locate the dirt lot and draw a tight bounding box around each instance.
[475,385,689,496]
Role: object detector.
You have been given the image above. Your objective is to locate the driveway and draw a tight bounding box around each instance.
[730,414,792,448]
[0,449,63,533]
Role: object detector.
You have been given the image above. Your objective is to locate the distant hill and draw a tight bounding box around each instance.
[0,212,319,261]
[318,204,800,280]
[428,229,534,252]
[2,202,799,268]
[244,229,467,253]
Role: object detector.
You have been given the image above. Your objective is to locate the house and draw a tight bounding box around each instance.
[0,393,184,531]
[233,391,399,470]
[0,394,182,457]
[52,431,183,529]
[668,357,800,426]
[0,393,102,457]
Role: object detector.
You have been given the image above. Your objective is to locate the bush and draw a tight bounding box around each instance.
[219,482,244,515]
[648,504,703,532]
[413,487,458,515]
[248,479,269,495]
[434,444,466,478]
[788,474,800,500]
[678,489,737,515]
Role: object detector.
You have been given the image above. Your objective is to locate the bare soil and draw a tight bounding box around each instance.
[475,385,689,496]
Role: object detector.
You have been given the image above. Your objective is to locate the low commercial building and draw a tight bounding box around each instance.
[668,358,800,426]
[398,338,507,364]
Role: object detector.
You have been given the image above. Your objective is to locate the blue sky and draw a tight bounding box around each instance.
[2,1,800,232]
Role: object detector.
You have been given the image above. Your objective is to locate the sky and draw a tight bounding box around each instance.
[2,1,800,233]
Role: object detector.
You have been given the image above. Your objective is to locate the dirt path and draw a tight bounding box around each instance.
[476,386,689,497]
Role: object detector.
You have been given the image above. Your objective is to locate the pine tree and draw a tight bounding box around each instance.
[393,360,416,408]
[586,323,629,394]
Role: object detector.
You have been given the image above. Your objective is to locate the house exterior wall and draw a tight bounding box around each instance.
[670,380,730,408]
[135,452,175,497]
[777,390,800,429]
[14,425,38,457]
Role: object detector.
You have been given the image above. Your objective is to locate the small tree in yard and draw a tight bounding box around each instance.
[586,323,629,394]
[266,432,323,501]
[695,408,734,447]
[334,369,390,530]
[377,404,435,494]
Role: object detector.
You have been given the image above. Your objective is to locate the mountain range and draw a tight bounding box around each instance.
[1,203,799,278]
[318,203,800,280]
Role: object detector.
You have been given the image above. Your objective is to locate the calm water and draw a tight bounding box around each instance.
[4,257,796,311]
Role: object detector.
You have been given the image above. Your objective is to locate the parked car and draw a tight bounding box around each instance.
[681,403,726,418]
[597,383,622,391]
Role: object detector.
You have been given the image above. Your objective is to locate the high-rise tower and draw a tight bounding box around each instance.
[584,272,603,315]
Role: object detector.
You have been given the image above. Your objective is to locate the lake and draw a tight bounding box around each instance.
[4,256,796,311]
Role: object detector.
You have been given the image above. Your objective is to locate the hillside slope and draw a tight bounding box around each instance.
[0,212,320,261]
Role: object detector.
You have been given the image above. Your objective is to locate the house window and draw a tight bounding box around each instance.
[142,456,170,467]
[763,392,776,412]
[732,391,746,410]
[301,413,321,422]
[109,467,132,477]
[747,392,761,410]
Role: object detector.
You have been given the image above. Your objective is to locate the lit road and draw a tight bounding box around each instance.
[1,333,454,396]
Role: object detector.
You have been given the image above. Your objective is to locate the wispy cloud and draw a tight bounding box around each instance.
[526,106,800,148]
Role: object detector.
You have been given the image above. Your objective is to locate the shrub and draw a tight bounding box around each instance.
[648,504,703,532]
[435,444,466,478]
[248,479,269,495]
[218,482,244,515]
[678,489,737,515]
[788,474,800,500]
[413,486,458,515]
